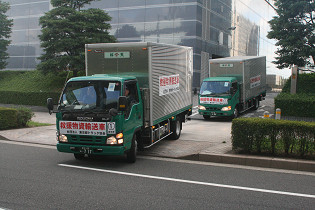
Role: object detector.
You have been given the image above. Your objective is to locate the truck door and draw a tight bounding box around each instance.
[123,81,143,142]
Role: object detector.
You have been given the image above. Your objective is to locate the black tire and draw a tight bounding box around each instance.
[74,153,85,160]
[126,135,137,163]
[253,99,260,110]
[203,115,210,120]
[231,107,238,119]
[170,117,181,140]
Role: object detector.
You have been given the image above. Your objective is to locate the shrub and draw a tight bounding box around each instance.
[0,107,35,130]
[232,118,315,159]
[0,107,18,130]
[282,73,315,95]
[0,91,60,106]
[275,93,315,118]
[16,107,34,127]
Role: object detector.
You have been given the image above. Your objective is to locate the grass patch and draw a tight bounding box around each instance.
[0,70,67,93]
[26,121,52,127]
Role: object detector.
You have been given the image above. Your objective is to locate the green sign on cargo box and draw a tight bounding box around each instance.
[105,52,130,59]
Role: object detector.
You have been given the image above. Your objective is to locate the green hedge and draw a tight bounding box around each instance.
[0,91,60,106]
[274,93,315,118]
[0,107,18,130]
[275,73,315,118]
[282,73,315,94]
[232,118,315,159]
[0,107,34,130]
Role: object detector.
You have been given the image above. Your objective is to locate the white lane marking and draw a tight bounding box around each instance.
[143,156,315,177]
[59,164,315,199]
[2,140,313,177]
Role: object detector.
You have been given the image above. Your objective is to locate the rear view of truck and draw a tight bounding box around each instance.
[49,42,193,162]
[198,56,266,119]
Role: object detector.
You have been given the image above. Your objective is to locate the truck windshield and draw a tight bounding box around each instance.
[200,81,231,95]
[60,81,121,111]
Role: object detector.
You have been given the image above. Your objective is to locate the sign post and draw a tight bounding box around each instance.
[290,66,298,94]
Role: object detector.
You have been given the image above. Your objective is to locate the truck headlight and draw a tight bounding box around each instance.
[221,106,232,111]
[59,135,68,142]
[106,133,124,145]
[198,105,206,110]
[106,136,117,144]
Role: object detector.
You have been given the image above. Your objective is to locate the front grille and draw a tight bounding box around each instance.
[206,107,221,111]
[70,135,104,144]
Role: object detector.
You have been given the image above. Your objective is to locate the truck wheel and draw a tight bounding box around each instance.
[203,115,210,120]
[126,135,137,163]
[170,118,181,140]
[74,153,85,160]
[253,99,259,110]
[232,107,238,119]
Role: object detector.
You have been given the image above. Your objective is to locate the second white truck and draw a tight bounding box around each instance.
[198,56,266,119]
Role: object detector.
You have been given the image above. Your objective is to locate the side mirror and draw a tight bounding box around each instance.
[230,87,234,94]
[47,98,54,115]
[118,96,128,111]
[109,108,118,117]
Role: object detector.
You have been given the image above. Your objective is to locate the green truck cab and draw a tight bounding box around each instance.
[198,56,267,119]
[198,77,240,119]
[48,42,193,163]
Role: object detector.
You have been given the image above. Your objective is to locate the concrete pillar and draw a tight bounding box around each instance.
[291,66,298,94]
[264,111,269,118]
[275,108,281,120]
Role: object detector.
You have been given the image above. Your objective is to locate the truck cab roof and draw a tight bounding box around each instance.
[203,77,237,83]
[68,74,137,83]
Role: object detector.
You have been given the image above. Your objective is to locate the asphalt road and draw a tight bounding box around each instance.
[1,141,314,210]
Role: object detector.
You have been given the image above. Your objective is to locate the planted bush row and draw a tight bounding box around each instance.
[0,91,60,106]
[274,73,315,118]
[232,118,315,159]
[274,93,315,118]
[0,107,34,130]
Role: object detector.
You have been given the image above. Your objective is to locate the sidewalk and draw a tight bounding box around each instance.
[0,104,314,173]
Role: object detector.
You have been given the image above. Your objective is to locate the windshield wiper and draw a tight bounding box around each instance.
[201,93,218,96]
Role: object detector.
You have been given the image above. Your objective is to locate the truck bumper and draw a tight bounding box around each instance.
[57,143,126,156]
[198,110,233,117]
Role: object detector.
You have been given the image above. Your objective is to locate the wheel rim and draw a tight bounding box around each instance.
[175,120,180,136]
[234,108,238,117]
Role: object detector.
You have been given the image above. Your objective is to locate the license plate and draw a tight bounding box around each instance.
[79,147,93,154]
[211,112,217,116]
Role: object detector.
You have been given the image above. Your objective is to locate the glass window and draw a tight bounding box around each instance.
[174,21,197,36]
[200,81,231,95]
[8,45,36,56]
[145,21,173,36]
[124,82,139,103]
[6,56,37,69]
[9,2,49,17]
[10,30,41,44]
[87,0,118,8]
[146,0,172,5]
[13,17,40,30]
[119,0,145,7]
[115,23,144,40]
[60,81,121,111]
[145,7,173,22]
[8,0,43,4]
[119,9,145,23]
[172,5,197,21]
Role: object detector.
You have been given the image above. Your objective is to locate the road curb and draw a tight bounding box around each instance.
[181,153,315,173]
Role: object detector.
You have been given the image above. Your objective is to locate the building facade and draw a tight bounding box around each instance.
[5,0,280,88]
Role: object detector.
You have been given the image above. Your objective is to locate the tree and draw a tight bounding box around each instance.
[267,0,315,69]
[0,1,13,70]
[38,0,116,75]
